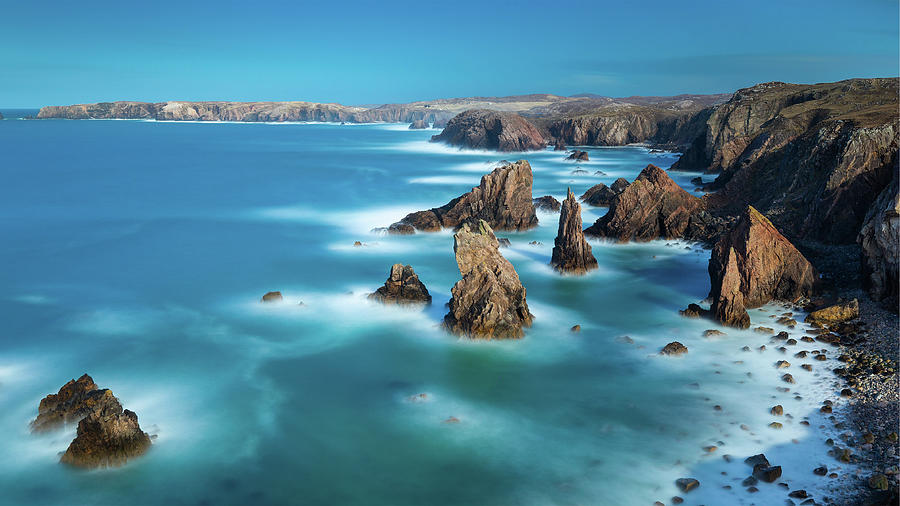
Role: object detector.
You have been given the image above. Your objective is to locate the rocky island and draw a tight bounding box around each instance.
[430,109,546,151]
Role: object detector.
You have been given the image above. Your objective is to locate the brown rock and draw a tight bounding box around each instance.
[661,341,688,355]
[391,160,538,234]
[443,220,533,338]
[430,109,546,152]
[566,150,589,161]
[805,299,859,325]
[584,165,703,241]
[408,119,429,129]
[551,189,598,274]
[261,291,283,303]
[708,206,818,328]
[368,264,432,305]
[533,195,561,212]
[859,176,899,305]
[579,181,627,207]
[31,374,117,432]
[60,407,151,469]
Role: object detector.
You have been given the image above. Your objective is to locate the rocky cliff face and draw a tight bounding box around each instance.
[709,207,818,328]
[368,264,432,304]
[674,78,899,245]
[580,178,629,207]
[541,106,712,148]
[390,160,538,233]
[551,189,597,274]
[430,109,546,152]
[444,220,533,338]
[584,165,703,241]
[859,176,899,305]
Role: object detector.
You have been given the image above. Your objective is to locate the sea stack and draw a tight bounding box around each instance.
[585,165,702,241]
[444,220,533,338]
[368,264,432,304]
[389,160,538,234]
[580,178,629,207]
[708,206,818,328]
[551,189,598,274]
[430,109,546,152]
[32,374,151,468]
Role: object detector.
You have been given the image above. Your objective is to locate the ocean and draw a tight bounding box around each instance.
[0,113,854,505]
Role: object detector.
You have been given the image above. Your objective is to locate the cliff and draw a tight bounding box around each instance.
[430,109,546,151]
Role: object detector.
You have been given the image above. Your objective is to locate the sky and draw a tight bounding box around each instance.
[1,0,898,107]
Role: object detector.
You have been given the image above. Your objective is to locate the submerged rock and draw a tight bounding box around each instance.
[550,189,598,274]
[675,478,700,493]
[390,160,538,234]
[261,291,283,303]
[443,220,533,338]
[368,264,432,305]
[533,195,561,212]
[430,109,545,152]
[566,150,589,161]
[708,206,817,328]
[584,165,703,241]
[661,341,688,355]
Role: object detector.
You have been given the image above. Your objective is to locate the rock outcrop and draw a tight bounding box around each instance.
[584,165,703,241]
[566,150,589,161]
[708,207,818,328]
[261,291,283,303]
[553,140,567,151]
[430,109,546,152]
[580,178,629,207]
[32,375,151,468]
[409,120,429,129]
[858,176,899,305]
[551,189,597,274]
[444,220,533,338]
[368,264,432,304]
[533,195,561,212]
[390,160,538,233]
[805,299,859,326]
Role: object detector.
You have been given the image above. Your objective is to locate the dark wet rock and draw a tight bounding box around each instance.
[570,325,581,333]
[754,465,783,482]
[661,341,688,356]
[431,109,545,152]
[708,206,818,328]
[579,180,628,207]
[571,168,589,175]
[703,329,726,337]
[771,405,784,415]
[368,264,432,305]
[390,160,538,234]
[742,476,758,487]
[814,466,828,476]
[788,490,809,499]
[745,454,770,467]
[782,373,795,383]
[408,119,429,129]
[498,238,511,248]
[675,478,699,493]
[679,303,707,318]
[387,222,415,235]
[859,175,899,306]
[443,220,533,338]
[261,291,283,303]
[60,406,152,468]
[584,165,702,241]
[805,299,859,326]
[31,374,121,432]
[533,195,561,212]
[754,326,774,334]
[553,139,567,151]
[566,150,589,161]
[551,189,598,274]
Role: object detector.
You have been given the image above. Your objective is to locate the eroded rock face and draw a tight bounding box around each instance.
[368,264,432,304]
[533,195,561,212]
[551,189,597,274]
[584,165,702,241]
[444,220,533,338]
[709,206,818,328]
[409,120,429,129]
[31,374,119,432]
[430,109,546,152]
[805,299,859,326]
[858,176,899,306]
[390,160,538,233]
[60,407,151,469]
[580,178,629,207]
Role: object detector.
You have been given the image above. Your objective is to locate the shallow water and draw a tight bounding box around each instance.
[0,115,855,505]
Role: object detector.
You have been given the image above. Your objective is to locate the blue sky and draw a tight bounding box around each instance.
[1,0,897,107]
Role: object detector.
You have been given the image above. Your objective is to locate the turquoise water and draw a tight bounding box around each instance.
[0,115,853,505]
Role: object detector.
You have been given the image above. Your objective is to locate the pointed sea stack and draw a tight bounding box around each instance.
[430,109,546,152]
[389,160,538,233]
[368,264,432,304]
[585,165,702,241]
[709,206,818,328]
[551,189,598,274]
[444,220,533,338]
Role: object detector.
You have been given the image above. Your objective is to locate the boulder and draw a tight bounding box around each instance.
[443,220,533,338]
[805,299,859,325]
[753,465,782,483]
[550,189,598,274]
[31,374,120,432]
[390,160,538,233]
[261,291,283,303]
[60,407,152,469]
[566,150,589,161]
[661,341,688,355]
[368,264,432,305]
[858,175,899,306]
[708,206,818,328]
[533,195,561,212]
[675,478,700,493]
[408,119,429,129]
[584,165,703,241]
[430,109,546,152]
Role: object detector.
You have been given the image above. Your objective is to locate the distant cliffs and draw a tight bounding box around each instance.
[430,109,546,152]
